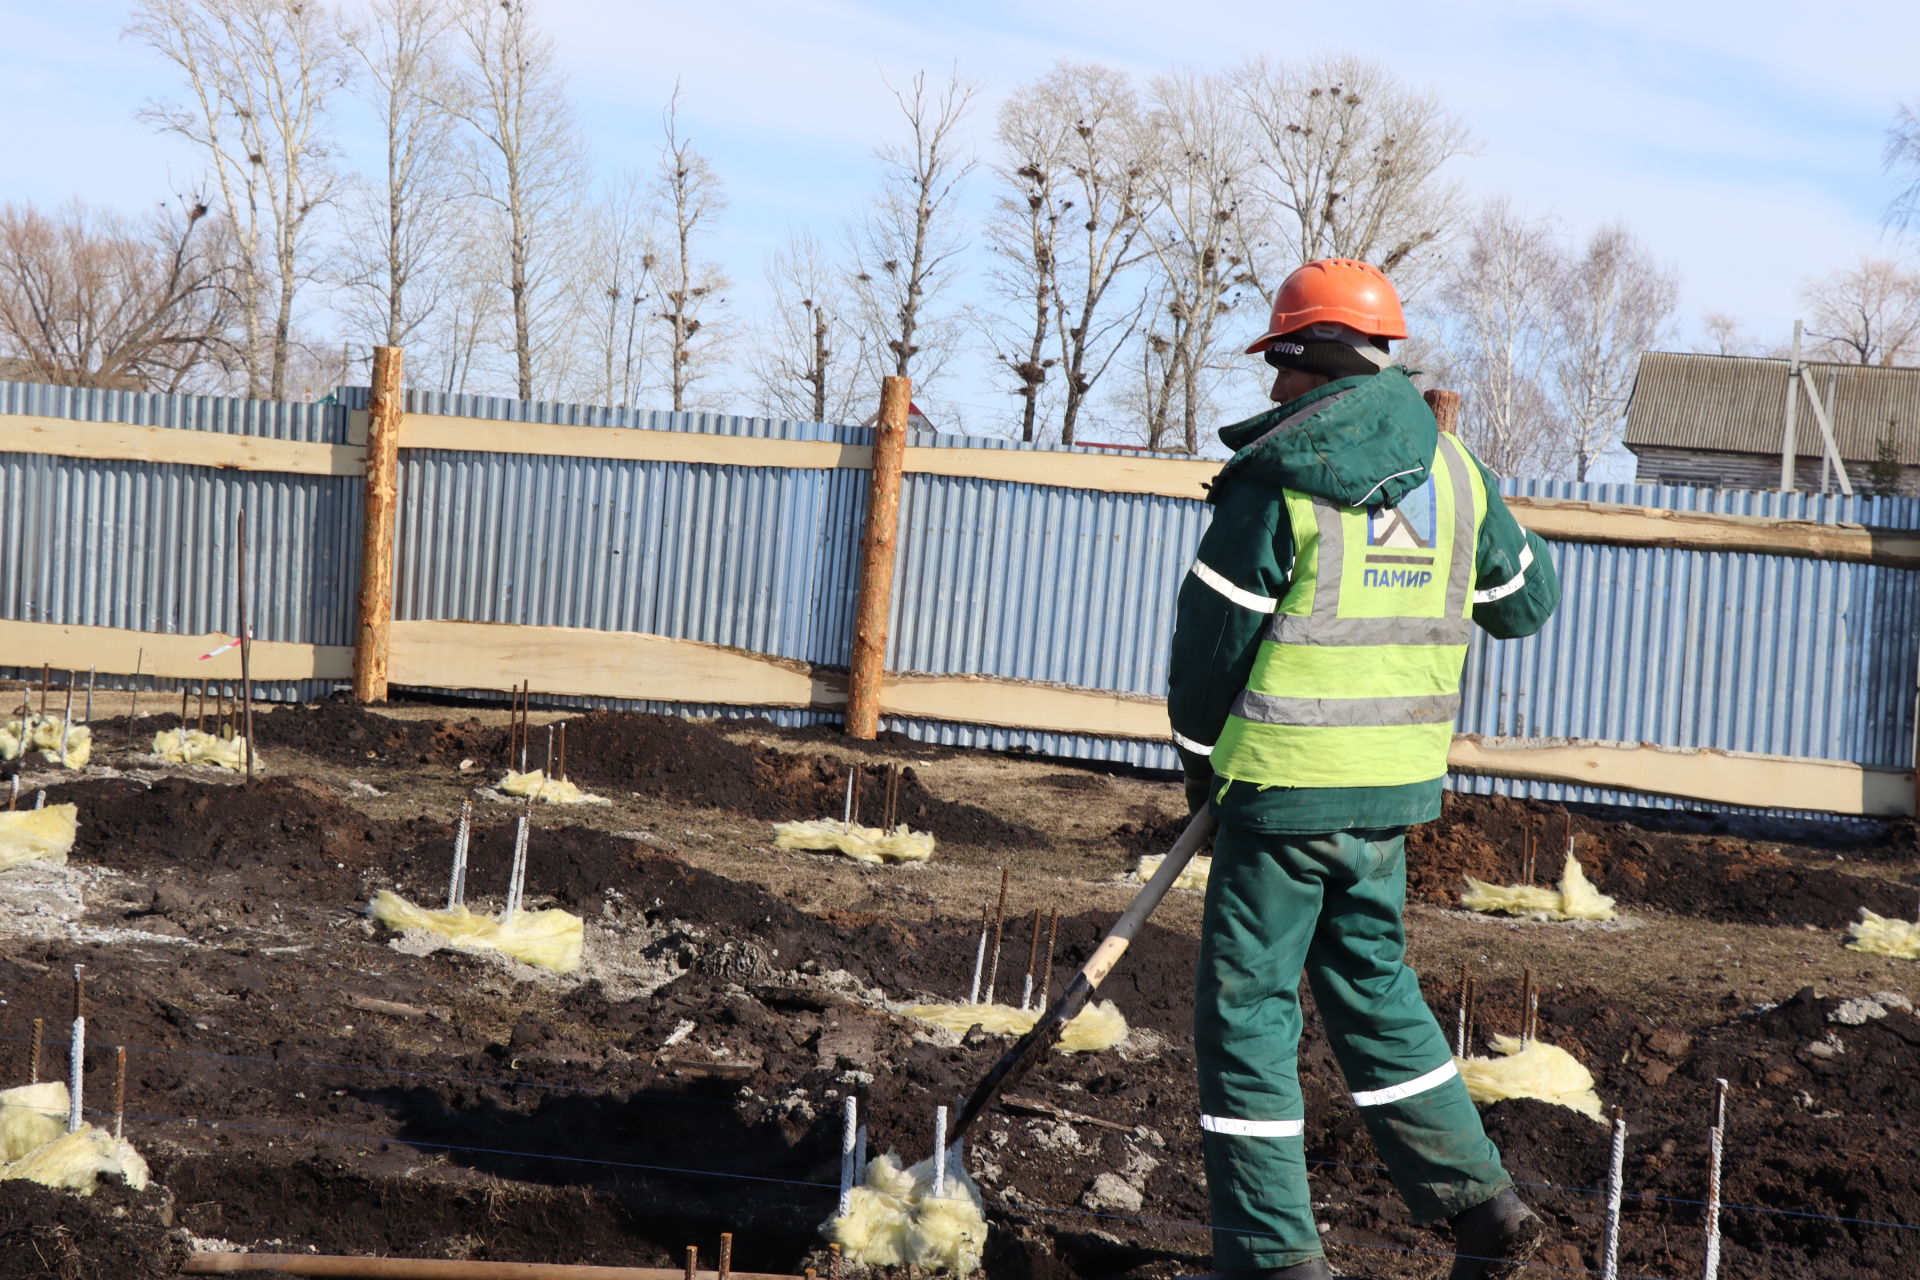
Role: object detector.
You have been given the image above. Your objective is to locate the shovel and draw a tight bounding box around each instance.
[944,807,1216,1150]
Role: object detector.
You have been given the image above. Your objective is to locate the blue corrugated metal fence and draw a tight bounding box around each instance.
[6,377,1917,817]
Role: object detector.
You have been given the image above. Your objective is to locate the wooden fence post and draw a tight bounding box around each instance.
[1424,388,1460,434]
[846,376,911,739]
[354,346,403,703]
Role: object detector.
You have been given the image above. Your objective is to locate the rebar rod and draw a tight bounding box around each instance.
[198,680,207,735]
[985,868,1009,1005]
[1039,907,1060,1006]
[1021,907,1043,1011]
[842,767,855,825]
[837,1095,858,1217]
[449,798,474,910]
[128,648,143,746]
[29,1016,41,1084]
[83,665,95,726]
[59,675,74,767]
[505,812,531,923]
[1455,960,1470,1057]
[717,1235,731,1280]
[238,508,255,781]
[113,1045,126,1139]
[968,905,989,1005]
[931,1106,949,1198]
[1601,1107,1627,1280]
[557,722,568,783]
[8,775,16,812]
[68,965,85,1132]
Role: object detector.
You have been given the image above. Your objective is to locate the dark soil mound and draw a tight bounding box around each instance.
[1109,792,1920,929]
[245,699,503,766]
[0,1179,184,1279]
[48,775,442,887]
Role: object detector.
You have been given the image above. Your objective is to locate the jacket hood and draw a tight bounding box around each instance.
[1213,366,1438,509]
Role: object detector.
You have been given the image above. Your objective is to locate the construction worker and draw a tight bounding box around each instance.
[1168,259,1561,1280]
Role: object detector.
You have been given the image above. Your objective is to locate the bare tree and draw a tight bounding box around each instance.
[446,0,584,400]
[575,173,656,409]
[339,0,465,352]
[128,0,351,399]
[1798,257,1920,366]
[847,69,981,398]
[986,86,1067,440]
[1550,223,1677,480]
[1130,69,1259,453]
[1884,101,1920,231]
[1232,53,1472,294]
[0,197,241,391]
[990,61,1152,444]
[1434,198,1566,476]
[649,91,729,412]
[751,231,861,424]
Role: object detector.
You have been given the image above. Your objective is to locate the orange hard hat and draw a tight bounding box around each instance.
[1243,258,1408,353]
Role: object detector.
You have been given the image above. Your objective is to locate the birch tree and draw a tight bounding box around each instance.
[339,0,465,352]
[1131,69,1259,453]
[1550,223,1676,479]
[990,61,1152,444]
[575,174,655,409]
[1436,198,1566,476]
[847,70,980,397]
[649,92,729,412]
[446,0,584,400]
[751,231,861,424]
[1232,53,1471,294]
[127,0,351,398]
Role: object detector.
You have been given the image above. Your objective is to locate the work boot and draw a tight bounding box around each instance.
[1447,1188,1547,1279]
[1182,1261,1333,1280]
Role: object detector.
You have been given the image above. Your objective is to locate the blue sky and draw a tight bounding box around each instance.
[1,0,1913,464]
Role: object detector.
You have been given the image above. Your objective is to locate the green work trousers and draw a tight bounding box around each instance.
[1195,824,1509,1270]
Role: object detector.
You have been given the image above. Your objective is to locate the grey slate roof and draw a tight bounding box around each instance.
[1623,351,1920,465]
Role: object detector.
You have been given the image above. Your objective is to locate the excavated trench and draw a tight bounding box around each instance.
[2,704,1918,1280]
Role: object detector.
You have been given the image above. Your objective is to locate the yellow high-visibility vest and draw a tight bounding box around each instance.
[1211,433,1487,788]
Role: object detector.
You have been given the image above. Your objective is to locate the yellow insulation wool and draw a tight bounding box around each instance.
[898,1000,1128,1053]
[498,769,610,806]
[0,804,79,871]
[1,718,91,769]
[151,728,259,772]
[0,1082,70,1161]
[1461,850,1616,922]
[1457,1034,1605,1122]
[370,889,584,972]
[827,1151,988,1273]
[1131,852,1211,891]
[2,1124,150,1194]
[1846,909,1920,960]
[772,818,935,864]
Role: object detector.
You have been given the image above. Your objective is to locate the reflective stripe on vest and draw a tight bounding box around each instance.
[1211,434,1486,789]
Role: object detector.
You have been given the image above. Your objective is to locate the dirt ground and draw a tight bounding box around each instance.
[2,693,1917,1280]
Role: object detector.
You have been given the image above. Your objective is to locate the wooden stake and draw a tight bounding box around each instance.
[354,344,403,703]
[845,375,911,739]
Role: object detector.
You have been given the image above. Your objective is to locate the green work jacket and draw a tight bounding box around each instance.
[1167,368,1560,833]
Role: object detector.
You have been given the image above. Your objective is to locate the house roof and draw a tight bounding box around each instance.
[1623,351,1920,465]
